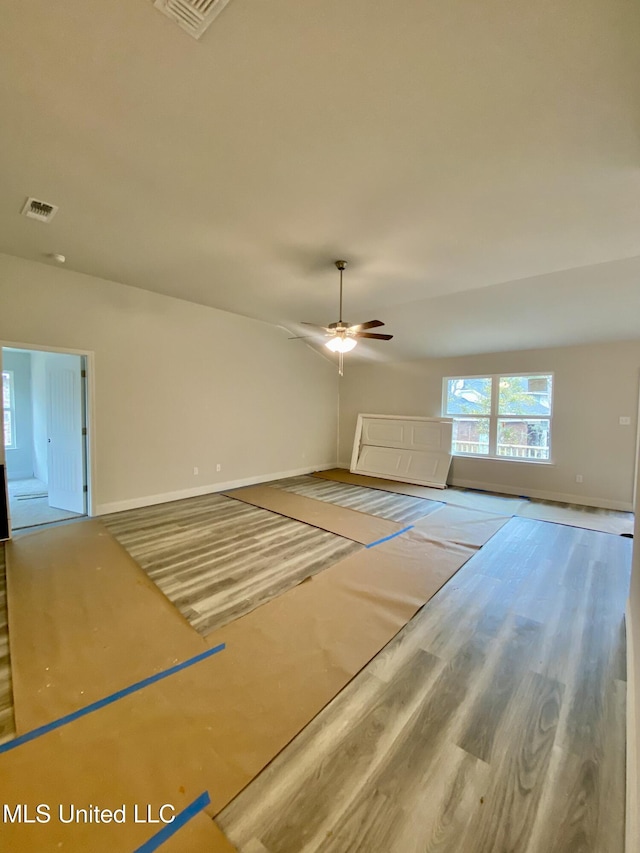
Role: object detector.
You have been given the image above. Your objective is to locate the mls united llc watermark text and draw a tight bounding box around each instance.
[2,803,176,825]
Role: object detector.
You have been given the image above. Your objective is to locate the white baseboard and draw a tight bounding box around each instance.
[627,601,638,853]
[93,463,335,516]
[449,478,633,512]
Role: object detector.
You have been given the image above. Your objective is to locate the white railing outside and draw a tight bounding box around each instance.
[453,441,549,459]
[453,441,489,455]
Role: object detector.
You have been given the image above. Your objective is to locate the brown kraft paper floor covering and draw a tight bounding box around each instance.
[221,483,404,543]
[314,467,634,534]
[1,495,508,851]
[7,521,205,733]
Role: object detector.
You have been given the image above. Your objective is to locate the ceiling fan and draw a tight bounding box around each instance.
[293,260,393,374]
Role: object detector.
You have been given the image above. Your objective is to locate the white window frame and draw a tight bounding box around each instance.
[442,372,554,464]
[2,369,16,449]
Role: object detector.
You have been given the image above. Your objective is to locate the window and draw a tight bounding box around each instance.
[442,373,553,461]
[2,370,15,449]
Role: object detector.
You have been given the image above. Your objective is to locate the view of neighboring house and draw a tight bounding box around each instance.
[444,374,552,460]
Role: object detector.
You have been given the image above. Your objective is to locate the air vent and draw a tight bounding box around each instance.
[21,197,59,223]
[153,0,232,39]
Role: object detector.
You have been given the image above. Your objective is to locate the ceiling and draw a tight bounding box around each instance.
[1,0,640,360]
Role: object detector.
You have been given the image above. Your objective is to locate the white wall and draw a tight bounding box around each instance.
[339,342,640,510]
[0,253,339,513]
[3,350,34,481]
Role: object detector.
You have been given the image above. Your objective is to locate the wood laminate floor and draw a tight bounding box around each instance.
[518,498,634,535]
[0,544,14,745]
[102,493,361,635]
[312,469,634,535]
[218,517,631,853]
[269,476,443,524]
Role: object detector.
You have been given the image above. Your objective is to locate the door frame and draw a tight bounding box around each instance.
[0,341,96,523]
[634,369,640,510]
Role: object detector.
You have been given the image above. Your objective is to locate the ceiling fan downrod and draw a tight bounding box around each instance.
[335,259,347,327]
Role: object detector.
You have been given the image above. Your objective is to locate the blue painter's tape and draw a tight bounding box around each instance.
[133,790,212,853]
[365,525,414,549]
[0,643,226,755]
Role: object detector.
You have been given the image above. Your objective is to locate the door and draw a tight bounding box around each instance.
[351,415,454,488]
[46,354,86,513]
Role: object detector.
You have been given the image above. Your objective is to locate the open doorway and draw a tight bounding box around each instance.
[2,346,90,531]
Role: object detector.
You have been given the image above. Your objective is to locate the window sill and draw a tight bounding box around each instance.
[452,453,555,466]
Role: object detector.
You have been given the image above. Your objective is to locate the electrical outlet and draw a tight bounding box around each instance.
[575,474,583,483]
[193,467,199,476]
[216,463,221,472]
[619,416,631,425]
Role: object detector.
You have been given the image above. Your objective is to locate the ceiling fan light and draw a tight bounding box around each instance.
[325,336,357,353]
[324,337,342,352]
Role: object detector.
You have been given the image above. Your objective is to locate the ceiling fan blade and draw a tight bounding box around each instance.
[301,322,331,331]
[355,332,393,341]
[288,335,314,340]
[350,320,385,332]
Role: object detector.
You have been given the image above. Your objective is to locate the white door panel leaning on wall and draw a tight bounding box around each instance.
[351,414,453,488]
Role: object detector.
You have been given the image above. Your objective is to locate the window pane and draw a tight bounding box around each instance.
[2,371,10,409]
[452,418,490,455]
[445,377,492,415]
[498,375,552,416]
[497,419,550,460]
[3,411,12,448]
